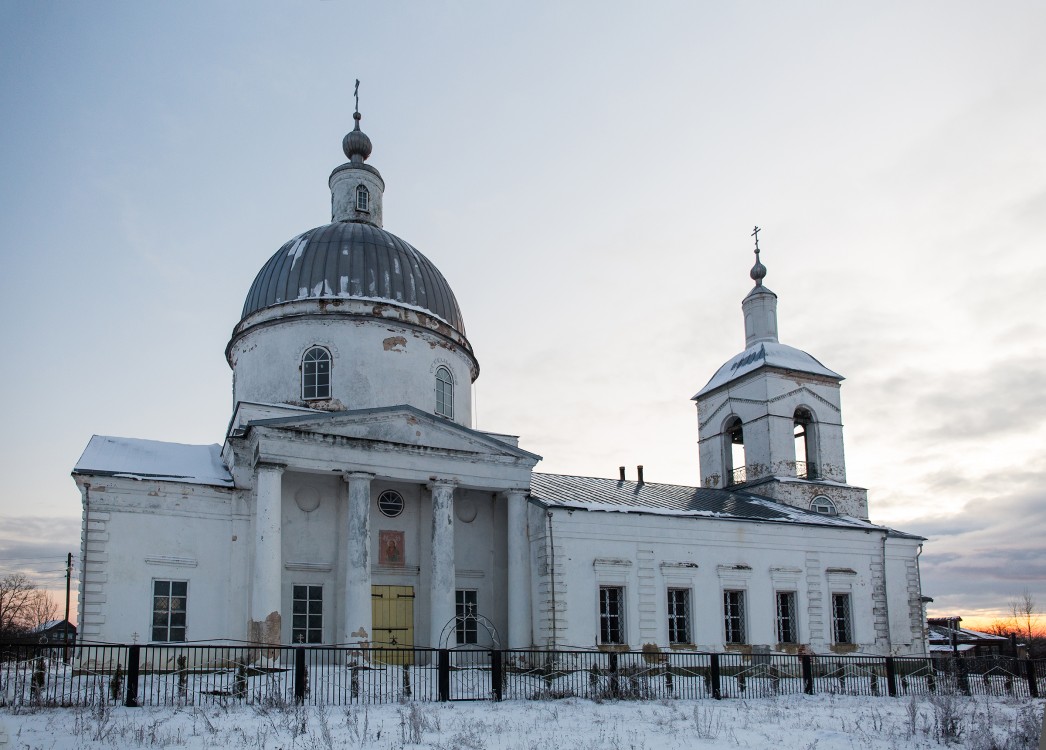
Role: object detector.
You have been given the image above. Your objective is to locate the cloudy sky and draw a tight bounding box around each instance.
[1,1,1043,628]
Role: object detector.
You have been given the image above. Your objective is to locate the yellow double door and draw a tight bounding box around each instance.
[371,585,414,664]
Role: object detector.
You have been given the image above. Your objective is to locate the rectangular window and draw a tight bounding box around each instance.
[723,589,746,644]
[152,580,187,642]
[667,588,692,644]
[776,591,798,644]
[455,589,478,645]
[831,593,853,644]
[599,586,625,644]
[292,585,323,644]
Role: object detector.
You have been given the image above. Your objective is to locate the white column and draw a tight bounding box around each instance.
[343,472,373,645]
[506,490,532,649]
[429,479,456,648]
[251,463,284,643]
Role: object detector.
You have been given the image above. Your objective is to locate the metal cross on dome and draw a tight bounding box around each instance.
[751,225,761,251]
[354,79,360,113]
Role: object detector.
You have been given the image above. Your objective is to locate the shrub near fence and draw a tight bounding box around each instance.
[0,642,1041,708]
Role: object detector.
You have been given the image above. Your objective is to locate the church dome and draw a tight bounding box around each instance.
[240,221,466,336]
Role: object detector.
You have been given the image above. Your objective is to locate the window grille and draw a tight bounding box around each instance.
[667,589,691,644]
[723,589,746,644]
[355,184,369,212]
[832,593,853,644]
[599,586,624,644]
[152,580,187,642]
[377,490,404,517]
[776,591,798,643]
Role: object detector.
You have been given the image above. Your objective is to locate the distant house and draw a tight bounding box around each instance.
[927,617,1011,658]
[28,619,77,645]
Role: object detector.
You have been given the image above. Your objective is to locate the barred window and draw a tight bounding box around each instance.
[435,366,454,419]
[723,589,746,644]
[776,591,798,644]
[302,347,331,400]
[292,585,323,644]
[599,586,624,644]
[832,593,853,644]
[355,184,370,212]
[456,589,478,645]
[152,580,187,642]
[667,589,691,644]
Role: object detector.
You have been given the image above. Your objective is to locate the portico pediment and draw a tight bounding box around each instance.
[245,405,539,462]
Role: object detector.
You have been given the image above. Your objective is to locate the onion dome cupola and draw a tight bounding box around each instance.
[227,87,478,426]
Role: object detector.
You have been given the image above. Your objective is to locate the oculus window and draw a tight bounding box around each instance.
[302,347,332,400]
[377,490,404,518]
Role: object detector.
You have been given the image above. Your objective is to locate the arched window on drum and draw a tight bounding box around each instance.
[435,366,454,419]
[302,347,332,400]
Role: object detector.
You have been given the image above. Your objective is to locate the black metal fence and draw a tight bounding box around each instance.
[0,642,1041,707]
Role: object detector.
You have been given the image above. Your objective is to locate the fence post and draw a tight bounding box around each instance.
[608,651,620,698]
[885,657,897,698]
[709,653,722,700]
[438,649,450,701]
[294,647,307,704]
[491,650,503,701]
[956,657,970,696]
[801,654,814,695]
[1026,660,1039,699]
[124,645,141,707]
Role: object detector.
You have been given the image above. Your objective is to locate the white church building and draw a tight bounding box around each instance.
[73,106,928,657]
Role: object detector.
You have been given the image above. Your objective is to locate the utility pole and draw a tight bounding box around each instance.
[64,552,72,663]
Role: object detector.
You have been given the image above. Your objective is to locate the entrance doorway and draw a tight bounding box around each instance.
[371,585,414,664]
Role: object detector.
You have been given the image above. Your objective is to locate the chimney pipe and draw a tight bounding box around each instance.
[618,466,626,481]
[637,465,644,483]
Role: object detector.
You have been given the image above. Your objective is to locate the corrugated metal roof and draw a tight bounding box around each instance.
[241,221,465,335]
[529,472,886,531]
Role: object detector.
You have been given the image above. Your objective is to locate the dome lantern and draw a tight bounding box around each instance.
[330,81,384,227]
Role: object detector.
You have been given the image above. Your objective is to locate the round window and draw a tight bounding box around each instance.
[377,490,404,517]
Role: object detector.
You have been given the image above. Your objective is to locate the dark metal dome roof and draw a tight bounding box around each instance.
[241,221,466,335]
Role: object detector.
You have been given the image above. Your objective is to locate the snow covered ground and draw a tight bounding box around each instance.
[1,693,1042,749]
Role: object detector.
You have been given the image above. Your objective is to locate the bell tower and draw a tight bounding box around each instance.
[693,228,869,518]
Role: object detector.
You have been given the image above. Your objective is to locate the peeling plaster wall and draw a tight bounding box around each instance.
[75,477,248,644]
[543,508,924,656]
[230,312,475,427]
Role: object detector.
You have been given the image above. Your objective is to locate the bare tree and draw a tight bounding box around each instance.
[1009,588,1037,644]
[0,573,57,637]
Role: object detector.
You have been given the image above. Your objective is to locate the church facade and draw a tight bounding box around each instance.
[73,108,928,657]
